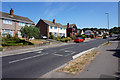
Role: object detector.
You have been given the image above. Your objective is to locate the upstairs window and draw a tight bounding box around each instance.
[19,22,25,26]
[60,27,62,30]
[3,19,12,25]
[50,26,53,29]
[54,26,57,29]
[28,23,31,27]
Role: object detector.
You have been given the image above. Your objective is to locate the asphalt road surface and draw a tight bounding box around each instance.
[2,38,107,78]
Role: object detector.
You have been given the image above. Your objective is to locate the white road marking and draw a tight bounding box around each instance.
[2,49,44,57]
[53,54,63,56]
[9,53,48,64]
[60,47,70,51]
[37,51,42,53]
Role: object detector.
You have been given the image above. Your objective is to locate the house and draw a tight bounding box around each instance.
[84,30,94,38]
[36,19,67,38]
[63,23,78,37]
[77,29,84,35]
[0,8,35,38]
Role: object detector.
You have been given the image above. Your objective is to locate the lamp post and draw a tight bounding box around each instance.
[105,12,109,43]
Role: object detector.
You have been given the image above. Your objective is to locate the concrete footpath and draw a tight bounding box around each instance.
[42,40,119,78]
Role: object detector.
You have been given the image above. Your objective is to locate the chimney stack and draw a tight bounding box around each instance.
[53,19,55,23]
[10,8,13,16]
[67,23,69,27]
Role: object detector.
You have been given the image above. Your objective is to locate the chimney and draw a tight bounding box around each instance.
[53,19,55,23]
[10,8,13,16]
[67,23,69,27]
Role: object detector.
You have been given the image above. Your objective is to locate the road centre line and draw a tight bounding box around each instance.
[9,53,48,64]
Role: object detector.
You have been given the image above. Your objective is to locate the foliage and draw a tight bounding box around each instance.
[20,25,40,40]
[49,35,55,39]
[71,36,76,40]
[66,37,72,41]
[76,34,82,37]
[2,37,34,46]
[56,36,61,41]
[6,34,12,39]
[110,27,120,34]
[60,38,66,42]
[81,35,87,40]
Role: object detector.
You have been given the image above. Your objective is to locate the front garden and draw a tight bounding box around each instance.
[49,34,87,42]
[2,34,34,47]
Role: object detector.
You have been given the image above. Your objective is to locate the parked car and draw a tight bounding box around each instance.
[74,37,84,43]
[40,35,47,39]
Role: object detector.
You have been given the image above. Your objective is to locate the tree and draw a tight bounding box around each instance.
[20,25,40,40]
[110,27,120,34]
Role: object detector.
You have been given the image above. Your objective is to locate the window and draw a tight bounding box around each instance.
[60,27,62,30]
[18,30,22,37]
[54,33,57,37]
[3,19,12,25]
[2,29,13,36]
[54,26,57,29]
[60,33,63,36]
[28,24,31,27]
[50,26,53,29]
[19,22,25,26]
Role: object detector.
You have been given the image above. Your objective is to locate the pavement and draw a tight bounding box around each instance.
[2,38,107,78]
[42,40,119,78]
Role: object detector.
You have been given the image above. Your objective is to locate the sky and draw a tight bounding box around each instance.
[1,2,118,29]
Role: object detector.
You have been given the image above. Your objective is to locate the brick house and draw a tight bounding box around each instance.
[0,8,35,38]
[36,19,67,38]
[63,23,78,37]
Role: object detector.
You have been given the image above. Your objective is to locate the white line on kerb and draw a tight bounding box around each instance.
[9,53,48,64]
[72,47,96,59]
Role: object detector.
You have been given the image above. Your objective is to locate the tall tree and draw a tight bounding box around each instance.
[20,25,40,40]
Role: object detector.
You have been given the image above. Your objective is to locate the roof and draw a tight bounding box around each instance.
[41,19,66,28]
[63,24,76,28]
[0,11,35,24]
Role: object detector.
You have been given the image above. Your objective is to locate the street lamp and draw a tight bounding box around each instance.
[105,12,109,43]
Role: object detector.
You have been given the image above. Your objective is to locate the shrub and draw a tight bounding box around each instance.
[61,38,66,42]
[71,36,76,40]
[50,35,55,39]
[66,37,72,41]
[61,36,65,39]
[6,34,12,39]
[2,43,23,46]
[56,36,61,41]
[82,35,87,40]
[76,34,82,37]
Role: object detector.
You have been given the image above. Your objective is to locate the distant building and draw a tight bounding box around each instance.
[63,23,78,37]
[36,19,67,38]
[85,30,94,38]
[0,8,35,38]
[77,29,84,35]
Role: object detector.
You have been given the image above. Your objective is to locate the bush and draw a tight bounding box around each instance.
[76,34,82,37]
[82,35,87,40]
[6,34,12,39]
[71,36,76,40]
[50,35,55,39]
[61,38,66,42]
[2,42,23,46]
[66,37,72,41]
[61,36,65,39]
[56,36,61,41]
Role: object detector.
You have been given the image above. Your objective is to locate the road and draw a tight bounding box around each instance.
[2,38,107,78]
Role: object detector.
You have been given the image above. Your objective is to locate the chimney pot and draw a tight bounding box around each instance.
[67,23,69,27]
[53,19,55,23]
[10,8,13,16]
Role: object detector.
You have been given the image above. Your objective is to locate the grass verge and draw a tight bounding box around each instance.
[57,50,99,75]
